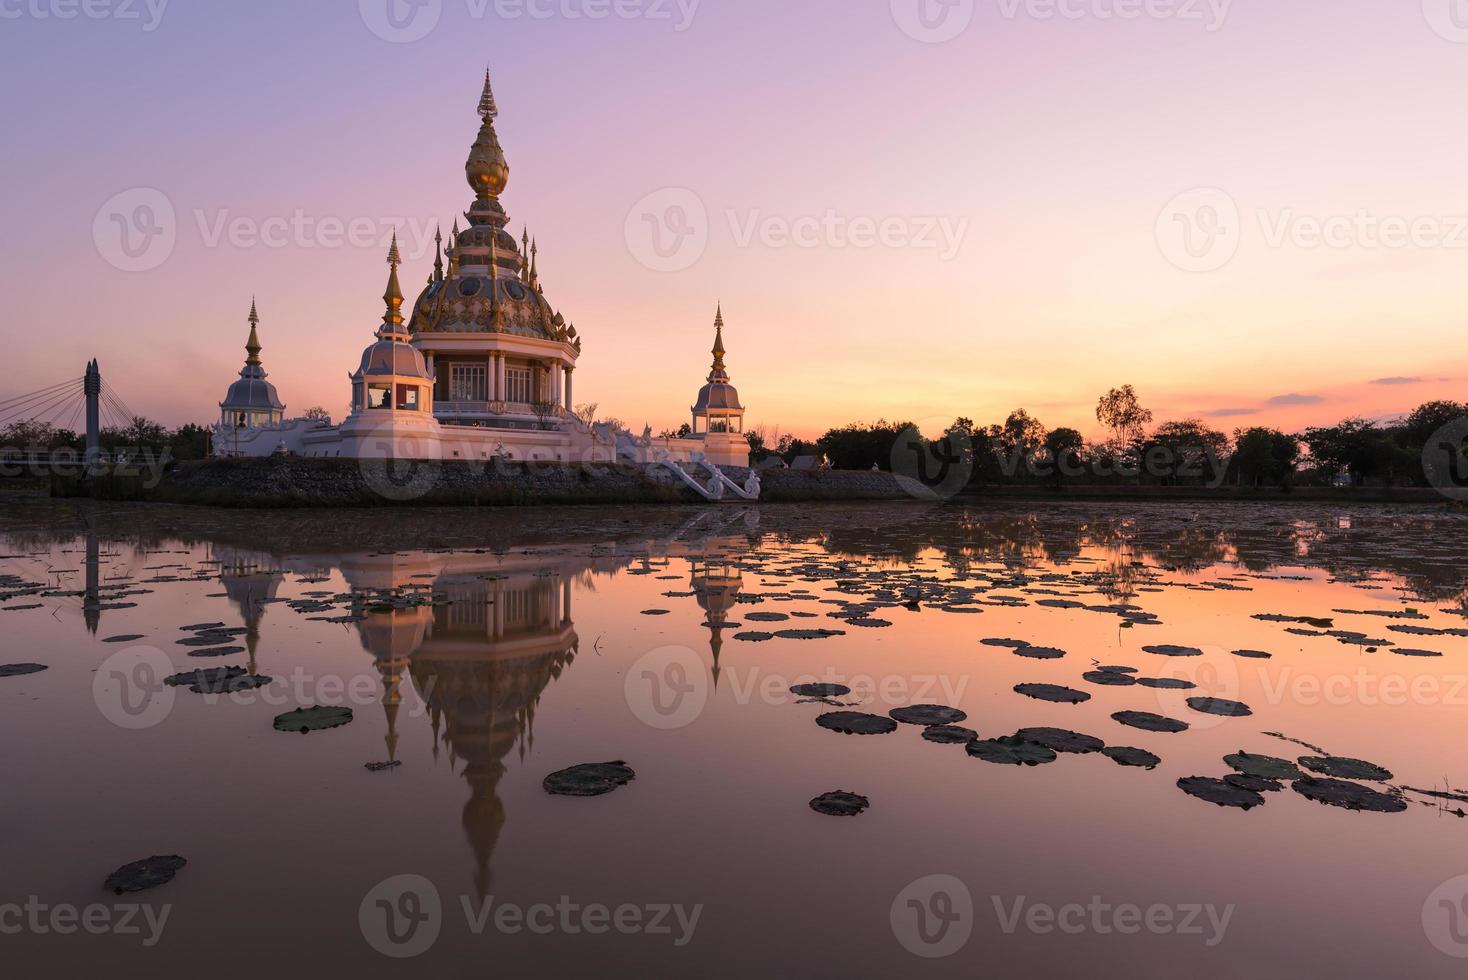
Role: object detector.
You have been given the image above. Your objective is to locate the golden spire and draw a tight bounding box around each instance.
[448,219,461,277]
[433,226,444,283]
[466,69,509,201]
[710,304,727,376]
[245,298,262,366]
[380,232,407,340]
[529,238,539,289]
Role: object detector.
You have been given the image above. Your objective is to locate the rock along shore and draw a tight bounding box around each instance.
[75,457,913,508]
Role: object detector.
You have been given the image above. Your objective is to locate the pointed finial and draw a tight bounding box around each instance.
[478,68,499,120]
[433,226,444,283]
[245,299,263,366]
[381,234,406,340]
[709,304,727,379]
[529,237,539,287]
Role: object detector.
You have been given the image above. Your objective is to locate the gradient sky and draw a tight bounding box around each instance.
[2,0,1466,439]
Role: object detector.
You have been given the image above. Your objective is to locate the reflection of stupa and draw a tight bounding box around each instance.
[215,549,287,675]
[690,557,743,688]
[348,558,578,897]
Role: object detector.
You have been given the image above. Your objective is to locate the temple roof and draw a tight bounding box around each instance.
[693,306,742,415]
[221,301,284,412]
[408,72,579,350]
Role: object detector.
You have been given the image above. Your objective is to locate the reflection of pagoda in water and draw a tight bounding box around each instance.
[213,548,289,675]
[689,556,743,688]
[346,554,579,897]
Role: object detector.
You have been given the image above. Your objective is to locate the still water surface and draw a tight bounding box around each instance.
[2,498,1467,977]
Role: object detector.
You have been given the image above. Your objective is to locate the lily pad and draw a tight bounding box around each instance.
[544,761,636,797]
[1135,677,1196,690]
[1014,683,1090,705]
[1232,649,1273,659]
[364,761,402,773]
[734,631,774,642]
[890,704,968,726]
[922,724,978,744]
[105,855,187,894]
[791,683,852,698]
[809,791,869,816]
[1298,756,1393,781]
[273,705,354,734]
[1392,648,1443,658]
[0,663,47,677]
[1112,711,1189,734]
[102,634,146,643]
[1015,727,1105,754]
[775,629,846,640]
[816,711,898,735]
[1142,644,1204,657]
[1225,773,1282,793]
[1178,776,1265,809]
[981,638,1031,649]
[1083,670,1138,687]
[1014,645,1067,660]
[1186,697,1253,717]
[1102,746,1161,769]
[966,736,1058,766]
[1292,777,1406,813]
[1224,752,1303,781]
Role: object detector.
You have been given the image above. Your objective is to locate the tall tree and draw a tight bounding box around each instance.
[1096,385,1153,452]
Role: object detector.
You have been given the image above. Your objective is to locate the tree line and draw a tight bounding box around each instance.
[748,386,1467,489]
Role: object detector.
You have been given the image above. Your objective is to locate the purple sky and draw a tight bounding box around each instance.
[3,0,1466,436]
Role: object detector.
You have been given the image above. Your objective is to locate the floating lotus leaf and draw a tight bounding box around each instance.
[922,724,978,744]
[1015,727,1105,753]
[0,663,47,677]
[1225,773,1282,793]
[544,761,636,797]
[1298,756,1393,781]
[105,855,187,894]
[889,704,967,726]
[273,705,354,734]
[1102,746,1161,769]
[809,791,869,816]
[1015,683,1091,705]
[1014,646,1067,660]
[966,736,1058,766]
[1083,670,1138,687]
[1224,752,1303,781]
[1142,644,1204,657]
[1186,697,1253,717]
[1136,677,1196,690]
[1112,711,1189,734]
[1232,649,1273,659]
[790,683,852,698]
[816,711,898,735]
[1178,776,1265,809]
[1292,777,1406,813]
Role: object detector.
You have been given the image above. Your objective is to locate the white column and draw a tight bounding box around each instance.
[564,367,574,412]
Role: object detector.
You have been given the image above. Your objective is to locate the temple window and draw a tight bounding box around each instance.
[505,366,532,404]
[449,364,486,402]
[367,383,391,409]
[396,385,421,411]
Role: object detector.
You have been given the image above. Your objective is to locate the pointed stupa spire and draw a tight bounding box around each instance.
[245,298,262,367]
[478,68,499,119]
[466,69,508,201]
[380,232,407,340]
[529,237,539,288]
[709,304,728,380]
[433,225,444,283]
